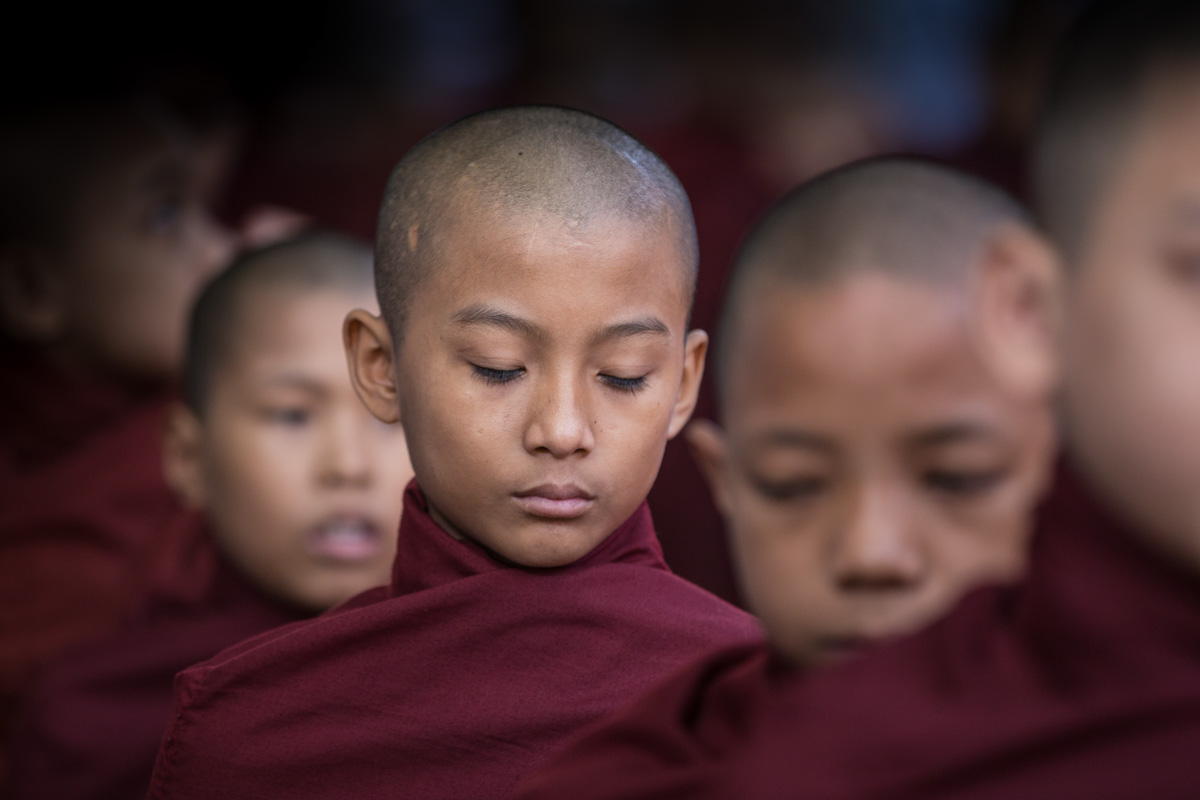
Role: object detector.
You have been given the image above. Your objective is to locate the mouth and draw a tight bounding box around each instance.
[512,483,596,519]
[306,515,386,563]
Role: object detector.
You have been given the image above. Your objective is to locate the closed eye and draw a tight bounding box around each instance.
[473,365,524,386]
[600,374,648,395]
[751,476,827,502]
[924,469,1004,496]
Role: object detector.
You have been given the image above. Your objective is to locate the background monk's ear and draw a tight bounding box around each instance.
[344,309,402,424]
[685,419,733,515]
[666,329,708,439]
[974,224,1062,399]
[163,404,208,511]
[0,244,68,341]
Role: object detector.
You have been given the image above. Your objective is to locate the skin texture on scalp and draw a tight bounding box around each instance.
[184,232,374,415]
[716,158,1031,398]
[373,105,698,345]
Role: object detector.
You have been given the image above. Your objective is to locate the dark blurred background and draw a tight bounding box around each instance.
[7,0,1089,604]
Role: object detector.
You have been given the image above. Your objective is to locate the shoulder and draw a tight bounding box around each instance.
[513,640,772,800]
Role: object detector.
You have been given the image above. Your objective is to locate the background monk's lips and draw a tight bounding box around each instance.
[513,484,596,519]
[306,516,385,562]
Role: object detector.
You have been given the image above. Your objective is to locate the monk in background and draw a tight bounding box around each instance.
[0,78,236,776]
[4,233,412,799]
[520,0,1200,796]
[513,157,1058,799]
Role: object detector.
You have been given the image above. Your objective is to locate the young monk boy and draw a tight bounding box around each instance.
[0,83,236,768]
[4,233,413,800]
[146,106,761,800]
[512,156,1059,798]
[517,1,1200,797]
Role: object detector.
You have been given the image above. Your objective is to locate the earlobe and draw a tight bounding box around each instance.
[666,329,709,439]
[685,418,732,516]
[974,224,1062,399]
[0,244,67,342]
[163,405,208,511]
[344,309,402,424]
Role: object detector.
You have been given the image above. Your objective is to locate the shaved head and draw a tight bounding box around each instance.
[184,232,373,414]
[374,105,697,343]
[716,158,1031,402]
[1033,0,1200,261]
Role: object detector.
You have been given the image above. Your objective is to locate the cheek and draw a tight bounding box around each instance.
[726,493,828,617]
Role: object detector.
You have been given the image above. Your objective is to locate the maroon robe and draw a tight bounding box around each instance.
[513,463,1200,799]
[147,482,761,799]
[4,551,305,800]
[0,352,210,778]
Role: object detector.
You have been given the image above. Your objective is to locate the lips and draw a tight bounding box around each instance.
[512,484,596,519]
[306,515,386,563]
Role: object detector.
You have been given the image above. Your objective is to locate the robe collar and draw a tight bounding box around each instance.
[389,481,668,597]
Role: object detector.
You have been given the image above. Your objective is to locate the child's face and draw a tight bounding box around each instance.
[1059,68,1200,573]
[54,120,234,381]
[175,286,413,612]
[692,274,1053,667]
[384,206,704,568]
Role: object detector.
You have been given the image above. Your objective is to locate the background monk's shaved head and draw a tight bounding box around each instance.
[184,232,373,414]
[374,105,698,341]
[1033,0,1200,261]
[716,158,1030,396]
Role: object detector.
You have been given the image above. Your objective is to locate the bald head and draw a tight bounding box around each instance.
[1033,0,1200,261]
[716,158,1031,402]
[184,232,373,414]
[374,105,697,342]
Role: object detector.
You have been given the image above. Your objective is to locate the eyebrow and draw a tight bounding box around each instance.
[258,373,328,395]
[452,305,548,341]
[451,304,671,345]
[906,421,998,448]
[753,429,837,455]
[140,158,188,194]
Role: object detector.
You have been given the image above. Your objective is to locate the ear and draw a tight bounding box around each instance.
[0,244,68,341]
[344,308,402,424]
[973,224,1061,400]
[163,404,208,510]
[685,418,733,515]
[666,329,708,439]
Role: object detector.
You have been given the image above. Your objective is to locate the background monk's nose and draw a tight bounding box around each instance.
[523,374,596,458]
[832,489,925,591]
[319,412,374,487]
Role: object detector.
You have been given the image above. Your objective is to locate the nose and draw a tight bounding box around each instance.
[318,409,374,489]
[831,484,925,592]
[523,370,595,458]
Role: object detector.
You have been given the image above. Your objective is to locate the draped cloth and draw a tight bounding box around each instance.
[148,482,761,800]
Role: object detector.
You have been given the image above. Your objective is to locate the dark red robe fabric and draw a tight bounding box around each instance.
[4,551,305,800]
[0,352,210,779]
[147,482,762,800]
[513,463,1200,799]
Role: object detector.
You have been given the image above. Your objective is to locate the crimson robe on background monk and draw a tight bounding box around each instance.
[4,548,304,800]
[513,462,1200,799]
[0,351,210,777]
[148,482,761,800]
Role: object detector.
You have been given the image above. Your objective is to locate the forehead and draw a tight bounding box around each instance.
[223,284,372,378]
[422,204,692,334]
[1093,68,1200,230]
[724,274,1011,436]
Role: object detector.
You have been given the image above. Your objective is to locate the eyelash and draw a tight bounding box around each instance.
[601,375,648,395]
[470,366,649,394]
[473,366,524,385]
